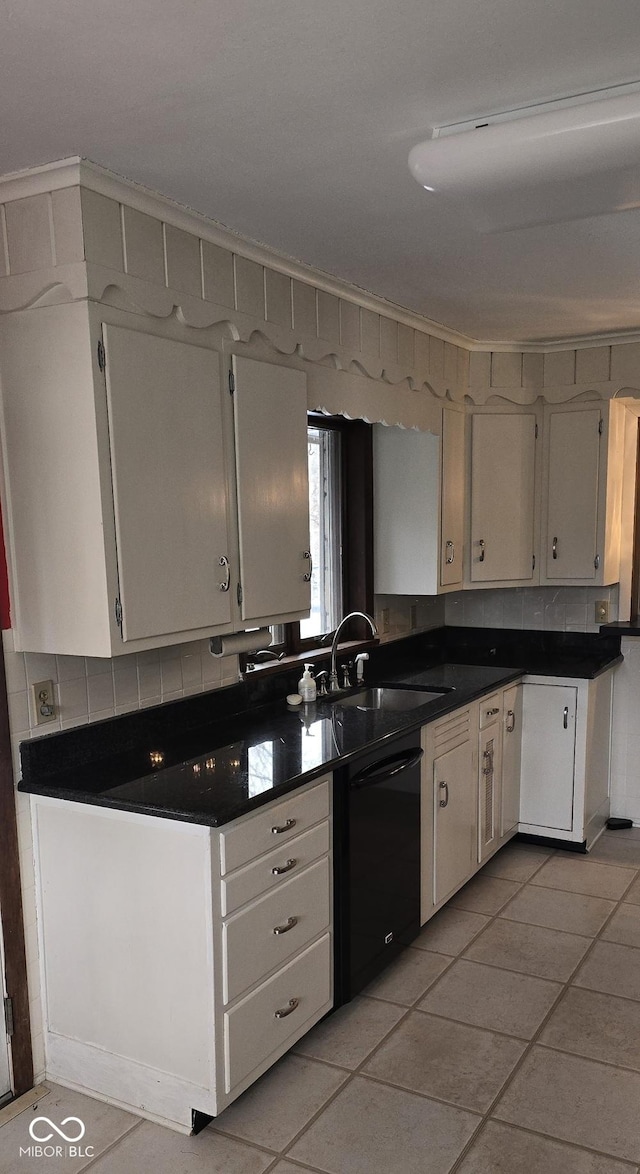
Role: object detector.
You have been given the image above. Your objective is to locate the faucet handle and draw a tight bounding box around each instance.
[315,670,329,697]
[341,663,352,690]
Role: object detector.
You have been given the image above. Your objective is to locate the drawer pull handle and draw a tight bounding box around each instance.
[272,858,297,876]
[485,707,499,717]
[445,540,455,565]
[478,538,485,562]
[563,705,569,730]
[273,916,298,935]
[506,709,515,733]
[272,818,296,834]
[274,997,299,1019]
[438,780,449,808]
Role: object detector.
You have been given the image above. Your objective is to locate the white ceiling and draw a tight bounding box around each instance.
[3,0,640,345]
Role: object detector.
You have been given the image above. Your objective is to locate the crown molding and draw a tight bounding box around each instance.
[3,156,640,356]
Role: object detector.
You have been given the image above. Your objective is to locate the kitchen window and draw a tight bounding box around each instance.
[256,413,373,663]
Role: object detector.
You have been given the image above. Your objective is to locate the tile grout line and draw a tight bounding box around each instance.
[66,1117,146,1173]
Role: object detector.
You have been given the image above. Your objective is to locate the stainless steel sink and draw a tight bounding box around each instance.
[336,687,445,711]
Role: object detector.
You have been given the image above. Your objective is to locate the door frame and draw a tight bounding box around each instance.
[0,642,33,1095]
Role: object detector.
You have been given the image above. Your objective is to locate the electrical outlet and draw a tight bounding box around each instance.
[381,607,390,634]
[31,679,56,726]
[595,600,610,624]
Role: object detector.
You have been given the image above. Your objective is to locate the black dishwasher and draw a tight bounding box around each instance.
[334,731,423,1006]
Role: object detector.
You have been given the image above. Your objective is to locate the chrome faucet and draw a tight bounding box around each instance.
[329,611,378,692]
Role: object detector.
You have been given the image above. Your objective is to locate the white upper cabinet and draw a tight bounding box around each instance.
[232,356,310,626]
[0,303,235,656]
[373,404,465,596]
[542,402,625,585]
[469,410,538,586]
[103,324,233,643]
[440,406,465,588]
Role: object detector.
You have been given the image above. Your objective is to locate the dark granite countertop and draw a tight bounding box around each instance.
[18,626,623,828]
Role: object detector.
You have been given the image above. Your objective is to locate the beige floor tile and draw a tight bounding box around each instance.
[625,874,640,905]
[494,1045,640,1163]
[449,874,521,915]
[211,1053,347,1150]
[602,902,640,948]
[363,947,452,1006]
[588,835,640,869]
[289,1074,480,1174]
[482,843,552,883]
[573,940,640,1001]
[540,986,640,1071]
[0,1082,139,1174]
[86,1119,271,1174]
[531,856,634,900]
[293,995,404,1069]
[413,907,490,956]
[464,918,591,981]
[419,958,562,1039]
[363,1011,525,1113]
[457,1119,635,1174]
[499,883,615,936]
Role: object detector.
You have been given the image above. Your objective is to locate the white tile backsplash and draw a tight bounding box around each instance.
[445,585,619,633]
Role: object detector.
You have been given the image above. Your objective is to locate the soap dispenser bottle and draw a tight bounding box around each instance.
[298,663,316,703]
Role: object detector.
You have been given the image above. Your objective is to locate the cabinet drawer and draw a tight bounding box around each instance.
[223,857,331,1003]
[224,933,331,1094]
[479,693,502,729]
[221,821,330,916]
[220,778,330,875]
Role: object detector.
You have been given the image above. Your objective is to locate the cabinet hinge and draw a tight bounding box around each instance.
[114,597,123,632]
[4,996,14,1037]
[97,339,106,372]
[237,582,243,606]
[228,370,235,395]
[598,417,604,435]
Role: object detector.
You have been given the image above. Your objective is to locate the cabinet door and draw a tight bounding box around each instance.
[501,684,522,837]
[440,407,465,588]
[478,721,502,863]
[103,325,233,642]
[520,684,577,831]
[433,739,475,905]
[545,407,600,581]
[470,412,536,583]
[233,357,310,624]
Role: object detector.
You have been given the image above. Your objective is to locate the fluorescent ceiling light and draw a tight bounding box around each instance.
[408,89,640,233]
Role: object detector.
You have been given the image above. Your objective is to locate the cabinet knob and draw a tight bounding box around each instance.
[273,915,298,935]
[218,554,231,592]
[272,818,296,834]
[274,997,299,1019]
[272,858,297,876]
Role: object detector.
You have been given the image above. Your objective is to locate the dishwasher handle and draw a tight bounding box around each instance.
[350,748,424,789]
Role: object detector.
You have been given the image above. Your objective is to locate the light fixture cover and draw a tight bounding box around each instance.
[408,90,640,232]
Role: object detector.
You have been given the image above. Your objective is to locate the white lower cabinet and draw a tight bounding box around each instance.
[32,777,332,1133]
[519,670,614,846]
[422,683,524,922]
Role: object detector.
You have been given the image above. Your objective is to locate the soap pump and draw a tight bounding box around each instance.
[298,663,316,703]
